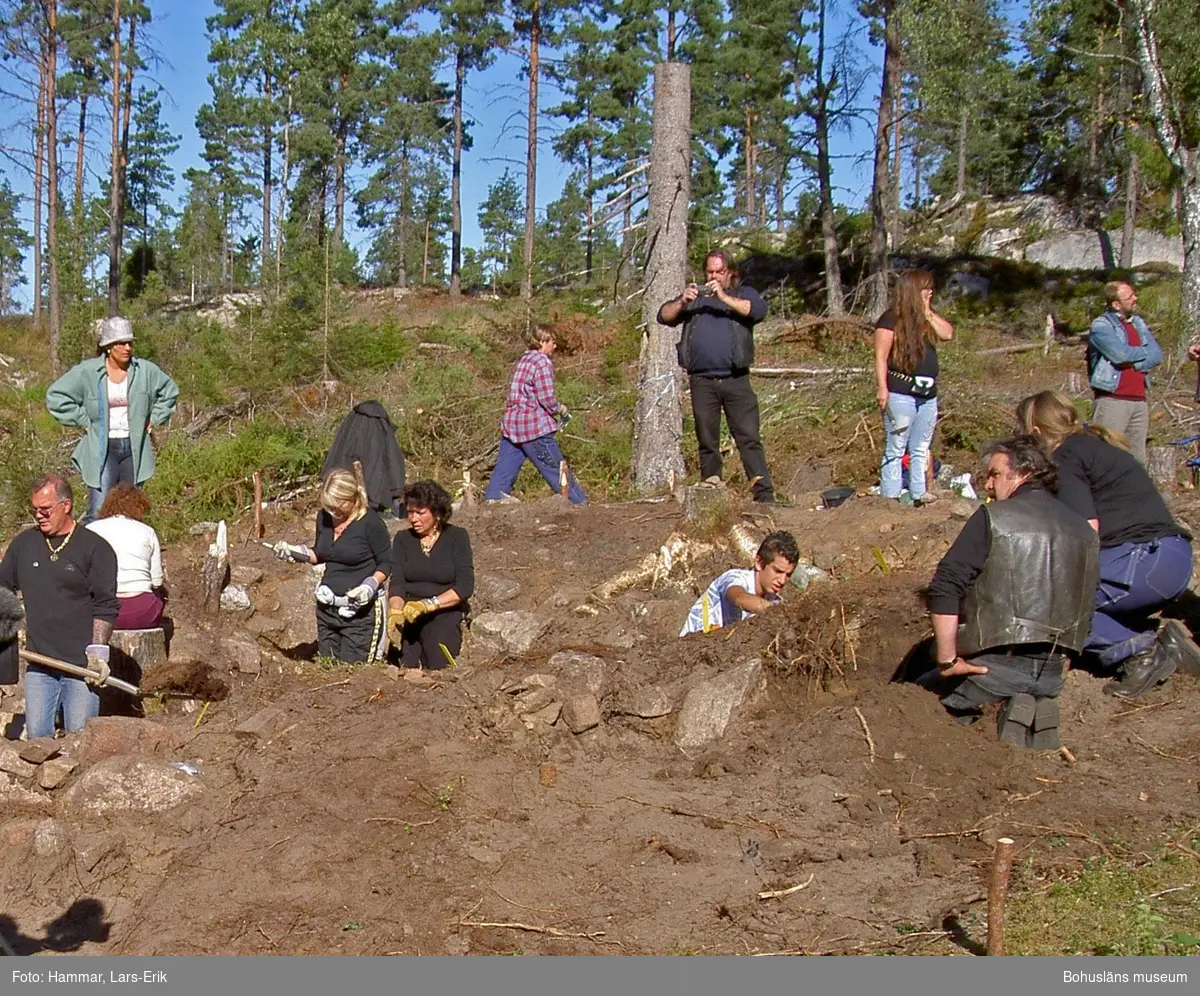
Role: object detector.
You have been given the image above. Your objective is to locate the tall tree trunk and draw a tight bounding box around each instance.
[955,106,968,200]
[276,89,292,292]
[423,218,430,285]
[450,45,464,298]
[46,0,60,371]
[774,158,785,234]
[890,74,902,248]
[912,98,922,207]
[397,141,409,289]
[665,9,675,62]
[1120,148,1138,268]
[74,69,89,265]
[106,0,121,316]
[866,0,899,318]
[1128,0,1200,340]
[618,190,633,289]
[262,51,272,279]
[334,71,348,246]
[521,0,540,301]
[33,57,45,327]
[317,167,328,246]
[632,62,689,493]
[743,105,755,225]
[811,0,844,316]
[585,129,594,282]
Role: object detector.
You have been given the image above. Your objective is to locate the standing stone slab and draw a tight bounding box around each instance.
[673,659,767,749]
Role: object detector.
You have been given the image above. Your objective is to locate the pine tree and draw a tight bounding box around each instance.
[478,168,522,289]
[436,0,508,297]
[0,179,32,314]
[126,85,180,256]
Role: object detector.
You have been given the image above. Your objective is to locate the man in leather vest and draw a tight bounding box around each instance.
[922,435,1100,748]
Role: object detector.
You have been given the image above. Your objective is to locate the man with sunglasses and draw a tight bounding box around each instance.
[658,250,776,503]
[0,474,119,738]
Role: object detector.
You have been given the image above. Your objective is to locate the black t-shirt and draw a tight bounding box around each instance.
[0,525,119,667]
[1053,432,1183,547]
[389,524,475,604]
[313,509,391,595]
[876,309,939,398]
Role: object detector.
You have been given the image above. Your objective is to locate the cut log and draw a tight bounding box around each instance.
[750,366,868,377]
[1147,446,1180,492]
[201,520,230,615]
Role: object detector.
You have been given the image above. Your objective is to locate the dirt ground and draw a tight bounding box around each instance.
[2,478,1200,957]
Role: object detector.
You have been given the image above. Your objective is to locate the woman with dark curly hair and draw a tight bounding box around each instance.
[387,480,475,669]
[85,482,166,629]
[874,270,954,505]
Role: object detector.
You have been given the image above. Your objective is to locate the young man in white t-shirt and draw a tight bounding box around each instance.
[680,531,798,636]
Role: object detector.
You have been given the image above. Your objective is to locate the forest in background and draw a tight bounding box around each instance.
[0,0,1196,376]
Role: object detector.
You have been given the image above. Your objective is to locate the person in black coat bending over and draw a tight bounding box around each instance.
[387,480,474,669]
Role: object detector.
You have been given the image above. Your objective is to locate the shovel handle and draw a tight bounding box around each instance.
[18,648,141,697]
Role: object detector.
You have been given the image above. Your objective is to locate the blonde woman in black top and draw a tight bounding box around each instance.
[274,469,390,663]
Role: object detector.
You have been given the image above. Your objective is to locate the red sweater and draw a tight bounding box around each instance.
[1112,319,1147,401]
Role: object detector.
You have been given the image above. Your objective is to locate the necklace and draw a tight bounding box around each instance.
[419,529,440,555]
[46,523,75,563]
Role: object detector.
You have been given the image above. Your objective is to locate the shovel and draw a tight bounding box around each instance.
[19,648,140,697]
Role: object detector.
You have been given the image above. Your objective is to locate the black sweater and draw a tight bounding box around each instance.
[389,524,475,604]
[313,509,391,595]
[0,525,119,666]
[1054,432,1183,547]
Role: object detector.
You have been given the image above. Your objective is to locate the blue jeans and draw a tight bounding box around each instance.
[484,435,588,505]
[85,436,134,523]
[24,666,99,738]
[881,394,937,500]
[1086,534,1193,667]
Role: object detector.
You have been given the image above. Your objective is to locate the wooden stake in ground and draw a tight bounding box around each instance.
[201,520,229,615]
[559,459,569,498]
[253,471,264,539]
[631,61,690,494]
[987,836,1016,955]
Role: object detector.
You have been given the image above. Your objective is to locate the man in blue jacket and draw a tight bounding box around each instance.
[1087,281,1163,464]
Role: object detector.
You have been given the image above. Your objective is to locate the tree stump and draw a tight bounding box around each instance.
[1066,371,1084,395]
[1147,446,1179,492]
[678,484,731,524]
[201,520,230,614]
[109,627,167,684]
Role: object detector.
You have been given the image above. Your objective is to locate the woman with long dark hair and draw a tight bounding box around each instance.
[873,270,953,505]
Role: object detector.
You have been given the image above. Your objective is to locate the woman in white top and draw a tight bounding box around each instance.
[86,483,166,629]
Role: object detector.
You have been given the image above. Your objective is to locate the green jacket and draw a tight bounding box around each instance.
[46,356,180,489]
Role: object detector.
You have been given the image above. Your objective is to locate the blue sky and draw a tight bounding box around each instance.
[0,0,897,304]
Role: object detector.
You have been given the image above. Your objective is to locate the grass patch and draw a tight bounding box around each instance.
[1006,848,1200,956]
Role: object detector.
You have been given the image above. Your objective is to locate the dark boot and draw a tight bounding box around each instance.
[1157,619,1200,678]
[1103,645,1175,699]
[997,693,1036,747]
[1031,698,1060,750]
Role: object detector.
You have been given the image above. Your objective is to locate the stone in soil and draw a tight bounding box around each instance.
[673,658,768,749]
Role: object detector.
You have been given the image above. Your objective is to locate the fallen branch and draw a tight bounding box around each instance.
[977,342,1059,356]
[617,795,789,835]
[1133,734,1196,763]
[1007,821,1114,857]
[758,874,815,900]
[364,817,440,827]
[853,706,876,762]
[899,827,984,842]
[1113,698,1177,719]
[455,919,609,943]
[750,366,869,377]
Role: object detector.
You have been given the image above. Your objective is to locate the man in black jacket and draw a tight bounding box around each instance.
[658,251,775,503]
[921,436,1100,748]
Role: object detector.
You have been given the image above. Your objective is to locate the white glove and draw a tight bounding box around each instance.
[85,644,111,687]
[273,541,312,563]
[344,577,380,607]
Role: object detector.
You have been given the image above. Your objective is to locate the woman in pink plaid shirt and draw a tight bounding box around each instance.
[484,327,588,504]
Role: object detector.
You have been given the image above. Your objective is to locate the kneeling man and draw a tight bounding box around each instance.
[681,531,797,636]
[922,436,1099,748]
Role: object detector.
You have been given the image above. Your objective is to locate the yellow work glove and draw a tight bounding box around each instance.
[402,597,438,625]
[387,610,405,650]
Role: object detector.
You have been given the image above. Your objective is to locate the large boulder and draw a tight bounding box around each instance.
[75,717,179,766]
[62,756,204,816]
[548,651,609,697]
[473,573,522,609]
[673,658,768,749]
[471,611,548,655]
[1025,229,1183,271]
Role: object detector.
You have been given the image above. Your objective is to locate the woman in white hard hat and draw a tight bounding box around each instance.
[46,316,180,522]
